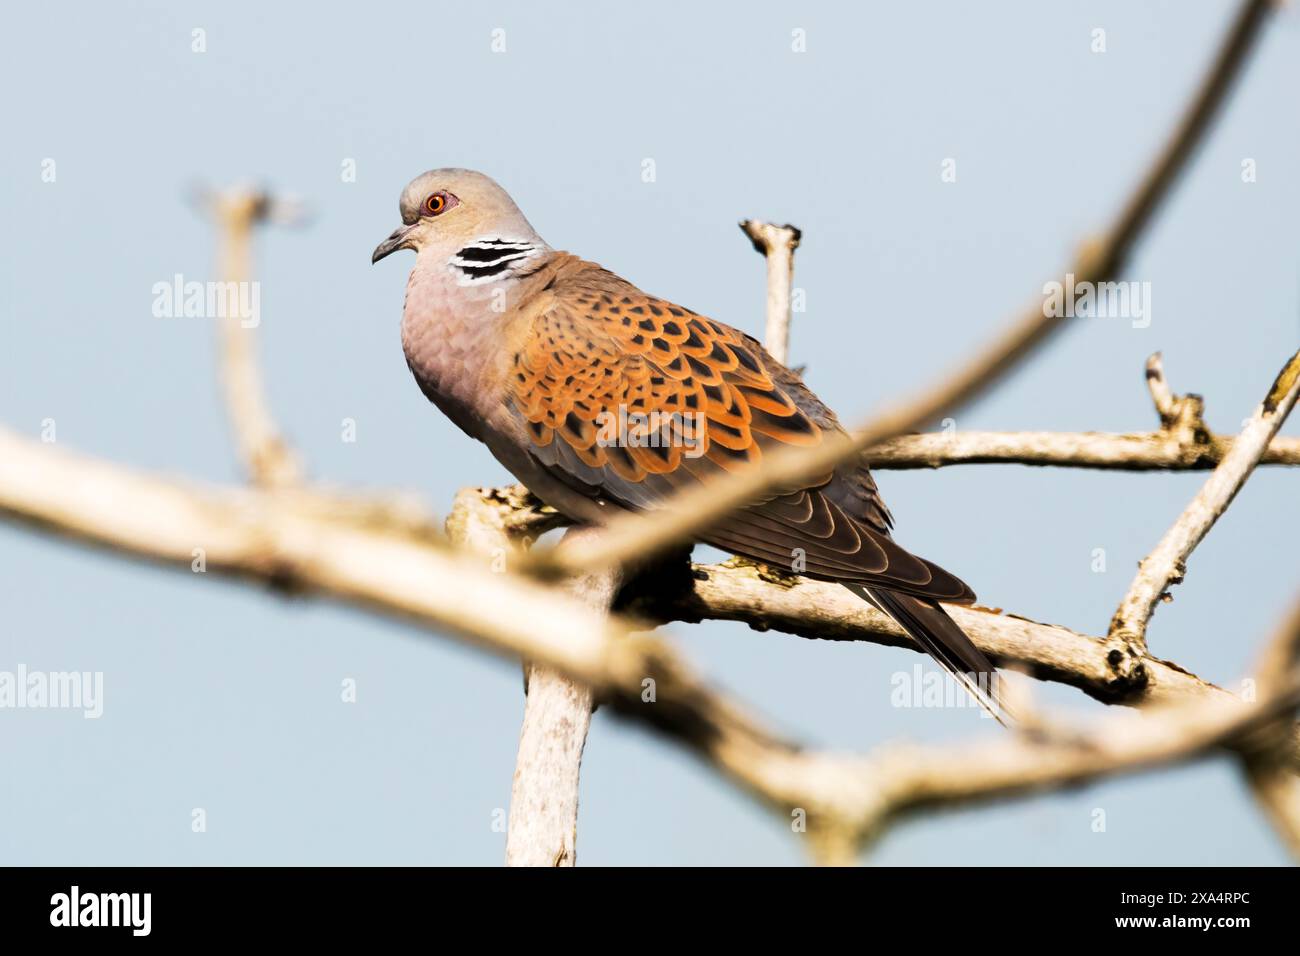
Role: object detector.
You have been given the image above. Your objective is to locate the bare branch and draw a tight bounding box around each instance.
[1252,592,1300,705]
[1111,350,1300,651]
[0,425,826,851]
[635,559,1170,703]
[521,535,619,867]
[864,428,1300,471]
[1,0,1282,869]
[739,220,801,365]
[446,484,570,542]
[5,426,1300,859]
[445,489,1300,770]
[524,0,1276,580]
[199,187,304,488]
[0,422,1161,717]
[1145,352,1180,424]
[0,426,619,678]
[632,556,1300,765]
[841,354,1300,470]
[1247,765,1300,860]
[616,595,1300,856]
[446,489,597,868]
[860,675,1300,840]
[1241,596,1300,860]
[506,663,596,867]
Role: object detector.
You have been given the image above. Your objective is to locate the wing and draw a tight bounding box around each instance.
[506,260,974,604]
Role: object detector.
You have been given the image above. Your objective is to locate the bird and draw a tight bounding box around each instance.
[373,168,1008,722]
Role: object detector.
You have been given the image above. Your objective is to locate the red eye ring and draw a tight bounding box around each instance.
[424,193,447,216]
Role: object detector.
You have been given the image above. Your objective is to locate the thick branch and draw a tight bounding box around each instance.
[0,427,620,681]
[463,485,1295,732]
[632,559,1176,703]
[491,497,1300,769]
[446,493,618,868]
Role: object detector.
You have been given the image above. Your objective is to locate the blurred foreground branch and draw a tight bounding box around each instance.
[2,423,1298,860]
[196,186,305,488]
[524,0,1277,580]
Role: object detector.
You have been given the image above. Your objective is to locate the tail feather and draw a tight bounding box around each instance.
[847,584,1012,726]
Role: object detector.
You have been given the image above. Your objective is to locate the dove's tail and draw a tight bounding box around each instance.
[845,584,1013,726]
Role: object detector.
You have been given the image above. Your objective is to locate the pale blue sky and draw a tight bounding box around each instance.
[1,1,1297,865]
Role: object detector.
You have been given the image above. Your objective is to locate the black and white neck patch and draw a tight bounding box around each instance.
[448,238,541,284]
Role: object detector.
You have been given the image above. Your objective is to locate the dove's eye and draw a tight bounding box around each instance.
[423,191,457,217]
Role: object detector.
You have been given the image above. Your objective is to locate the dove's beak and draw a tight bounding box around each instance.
[371,225,414,264]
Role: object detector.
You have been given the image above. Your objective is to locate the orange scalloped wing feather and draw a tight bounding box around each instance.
[507,266,973,602]
[511,282,823,484]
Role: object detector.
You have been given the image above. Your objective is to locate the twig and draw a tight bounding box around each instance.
[739,220,801,365]
[1145,352,1182,425]
[864,428,1300,471]
[1110,349,1300,651]
[861,352,1297,470]
[522,0,1275,580]
[200,187,304,488]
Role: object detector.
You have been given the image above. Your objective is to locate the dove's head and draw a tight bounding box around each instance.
[371,168,543,264]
